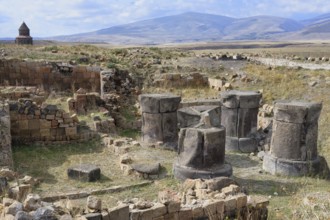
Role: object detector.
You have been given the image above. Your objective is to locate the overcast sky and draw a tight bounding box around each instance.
[1,0,329,37]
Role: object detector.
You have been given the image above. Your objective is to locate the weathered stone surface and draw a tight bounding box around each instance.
[203,127,226,167]
[264,100,323,176]
[178,207,192,220]
[15,211,32,220]
[178,128,203,168]
[108,204,129,220]
[33,207,57,220]
[140,94,180,149]
[205,177,237,191]
[221,107,238,137]
[84,213,102,220]
[238,108,258,137]
[274,100,322,124]
[220,90,261,109]
[131,163,160,176]
[174,126,232,180]
[162,112,178,143]
[177,105,221,128]
[67,164,100,182]
[139,94,181,113]
[142,113,163,142]
[6,201,23,216]
[263,152,321,176]
[220,90,261,153]
[271,120,302,160]
[59,214,73,220]
[23,194,41,211]
[87,196,102,211]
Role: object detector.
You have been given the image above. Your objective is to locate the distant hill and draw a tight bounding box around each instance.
[46,12,330,44]
[282,13,330,40]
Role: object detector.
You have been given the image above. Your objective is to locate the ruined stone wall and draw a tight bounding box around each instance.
[0,86,47,104]
[0,102,13,167]
[8,99,91,144]
[0,59,100,92]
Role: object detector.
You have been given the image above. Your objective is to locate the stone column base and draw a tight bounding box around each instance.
[263,152,321,176]
[225,137,257,153]
[173,162,232,180]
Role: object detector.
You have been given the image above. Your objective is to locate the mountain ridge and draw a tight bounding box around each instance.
[45,12,330,44]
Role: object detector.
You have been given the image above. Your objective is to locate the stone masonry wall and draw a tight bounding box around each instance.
[0,59,100,92]
[0,102,13,167]
[9,99,82,144]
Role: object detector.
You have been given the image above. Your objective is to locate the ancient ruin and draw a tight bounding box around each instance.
[15,22,33,45]
[173,125,232,180]
[220,90,262,153]
[1,41,329,219]
[139,93,181,149]
[263,100,323,176]
[0,60,100,92]
[177,105,221,128]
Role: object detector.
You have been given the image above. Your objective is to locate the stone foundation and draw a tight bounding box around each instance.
[139,94,181,149]
[263,100,323,176]
[220,90,262,153]
[67,91,104,115]
[0,59,100,92]
[9,99,83,144]
[174,127,232,180]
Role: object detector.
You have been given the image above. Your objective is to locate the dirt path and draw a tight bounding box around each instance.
[251,57,330,70]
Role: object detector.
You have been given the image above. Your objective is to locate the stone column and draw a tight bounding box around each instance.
[220,90,261,152]
[173,126,232,180]
[0,102,13,167]
[177,105,221,128]
[263,100,322,176]
[139,94,181,149]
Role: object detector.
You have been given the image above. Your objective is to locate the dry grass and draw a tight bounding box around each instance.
[12,139,179,201]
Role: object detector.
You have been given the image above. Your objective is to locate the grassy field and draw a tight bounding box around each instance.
[2,41,330,219]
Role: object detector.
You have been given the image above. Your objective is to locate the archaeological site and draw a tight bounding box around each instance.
[0,40,329,220]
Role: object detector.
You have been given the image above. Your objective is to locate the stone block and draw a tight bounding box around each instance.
[178,128,203,168]
[139,94,181,113]
[237,108,258,137]
[164,212,179,220]
[162,112,178,144]
[167,201,181,213]
[177,107,202,128]
[271,120,301,160]
[203,127,226,167]
[84,213,102,220]
[224,197,237,212]
[65,127,77,136]
[203,201,217,216]
[221,107,238,137]
[205,177,237,191]
[46,114,55,120]
[18,120,29,130]
[274,100,322,124]
[178,207,192,220]
[192,206,204,219]
[67,164,100,182]
[40,119,51,129]
[236,193,247,209]
[142,113,163,142]
[39,129,50,137]
[108,204,129,220]
[150,203,167,218]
